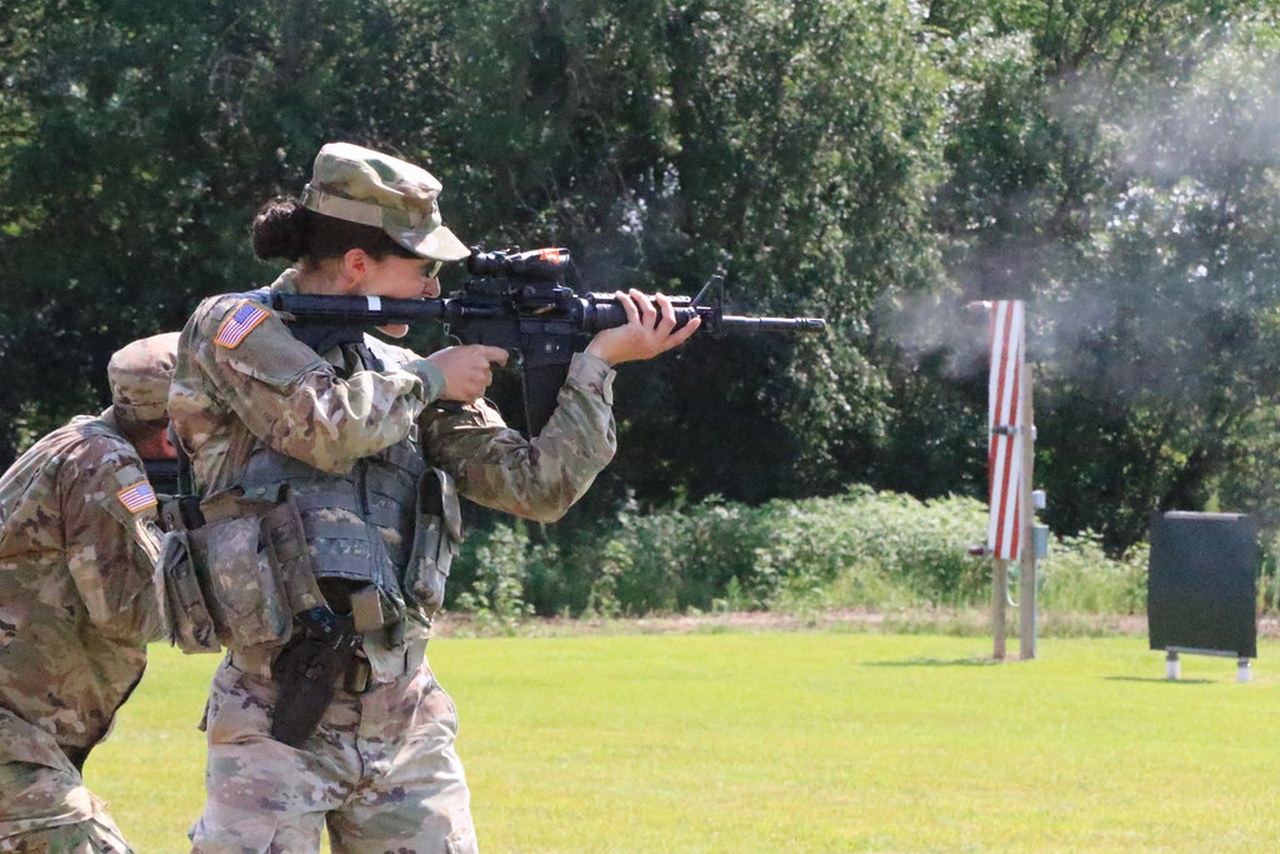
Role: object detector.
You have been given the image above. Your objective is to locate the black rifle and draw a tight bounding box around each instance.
[273,247,826,436]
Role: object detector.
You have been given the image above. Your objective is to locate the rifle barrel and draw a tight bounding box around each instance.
[719,315,827,332]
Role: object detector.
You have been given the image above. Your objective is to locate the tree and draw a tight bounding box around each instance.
[430,0,949,506]
[7,0,1280,562]
[0,0,451,465]
[915,0,1280,554]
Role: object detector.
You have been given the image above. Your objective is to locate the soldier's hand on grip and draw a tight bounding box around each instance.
[429,344,509,402]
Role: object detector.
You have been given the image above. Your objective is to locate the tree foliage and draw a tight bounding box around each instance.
[3,0,1280,558]
[917,2,1280,553]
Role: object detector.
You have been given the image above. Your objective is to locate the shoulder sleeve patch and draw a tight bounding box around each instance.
[116,480,158,513]
[214,300,271,348]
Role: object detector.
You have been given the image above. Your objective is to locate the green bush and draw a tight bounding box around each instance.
[451,522,539,633]
[445,487,1153,618]
[1038,533,1148,614]
[570,499,773,616]
[761,487,992,607]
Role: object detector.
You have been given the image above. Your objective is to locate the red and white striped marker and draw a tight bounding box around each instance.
[987,300,1025,561]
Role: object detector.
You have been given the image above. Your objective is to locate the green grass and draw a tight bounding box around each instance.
[88,631,1280,852]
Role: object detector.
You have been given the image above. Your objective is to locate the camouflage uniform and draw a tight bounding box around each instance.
[170,144,617,854]
[0,333,179,853]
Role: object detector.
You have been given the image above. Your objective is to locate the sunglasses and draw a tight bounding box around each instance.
[390,245,444,279]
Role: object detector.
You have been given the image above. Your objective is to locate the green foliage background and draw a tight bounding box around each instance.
[5,0,1280,562]
[447,487,1150,623]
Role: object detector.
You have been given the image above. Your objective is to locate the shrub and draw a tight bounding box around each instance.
[444,487,1151,618]
[451,522,539,633]
[1038,533,1148,614]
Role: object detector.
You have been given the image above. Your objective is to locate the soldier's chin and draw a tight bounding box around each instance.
[378,323,410,339]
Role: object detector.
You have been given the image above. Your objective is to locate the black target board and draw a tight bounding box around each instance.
[1148,512,1258,659]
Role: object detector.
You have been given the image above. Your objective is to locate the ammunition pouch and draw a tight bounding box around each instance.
[156,485,324,653]
[404,468,463,616]
[156,529,219,653]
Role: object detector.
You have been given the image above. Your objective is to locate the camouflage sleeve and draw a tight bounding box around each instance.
[421,352,617,522]
[189,295,434,473]
[60,434,166,643]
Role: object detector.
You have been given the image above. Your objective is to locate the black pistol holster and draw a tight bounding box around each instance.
[269,606,362,748]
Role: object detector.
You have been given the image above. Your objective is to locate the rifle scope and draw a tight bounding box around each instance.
[467,247,570,280]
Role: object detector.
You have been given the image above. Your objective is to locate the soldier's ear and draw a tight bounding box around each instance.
[339,249,370,291]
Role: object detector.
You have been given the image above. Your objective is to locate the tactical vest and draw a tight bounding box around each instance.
[156,314,462,655]
[159,438,461,654]
[238,437,423,602]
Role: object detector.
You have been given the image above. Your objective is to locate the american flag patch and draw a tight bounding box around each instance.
[214,300,270,348]
[117,481,158,513]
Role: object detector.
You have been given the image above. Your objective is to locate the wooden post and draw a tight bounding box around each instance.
[1018,358,1037,660]
[993,558,1008,660]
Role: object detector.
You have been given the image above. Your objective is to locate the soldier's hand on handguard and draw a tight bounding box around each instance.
[585,289,701,366]
[429,344,509,402]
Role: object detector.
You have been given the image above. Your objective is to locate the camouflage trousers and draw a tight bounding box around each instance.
[189,648,477,854]
[0,710,131,853]
[0,779,131,854]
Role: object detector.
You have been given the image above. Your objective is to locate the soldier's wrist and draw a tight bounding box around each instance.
[404,358,447,403]
[568,352,615,404]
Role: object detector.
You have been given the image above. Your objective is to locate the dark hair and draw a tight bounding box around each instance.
[250,198,417,265]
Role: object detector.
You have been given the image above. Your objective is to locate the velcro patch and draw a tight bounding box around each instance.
[214,301,270,348]
[117,481,158,513]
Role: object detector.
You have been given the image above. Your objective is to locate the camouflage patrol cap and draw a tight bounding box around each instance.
[299,142,470,262]
[108,331,181,421]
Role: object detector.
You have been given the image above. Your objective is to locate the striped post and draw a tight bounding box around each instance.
[987,301,1025,561]
[984,300,1036,660]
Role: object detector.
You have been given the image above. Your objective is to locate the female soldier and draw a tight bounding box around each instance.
[168,142,698,853]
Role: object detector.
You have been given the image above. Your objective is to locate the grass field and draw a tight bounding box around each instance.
[88,629,1280,852]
